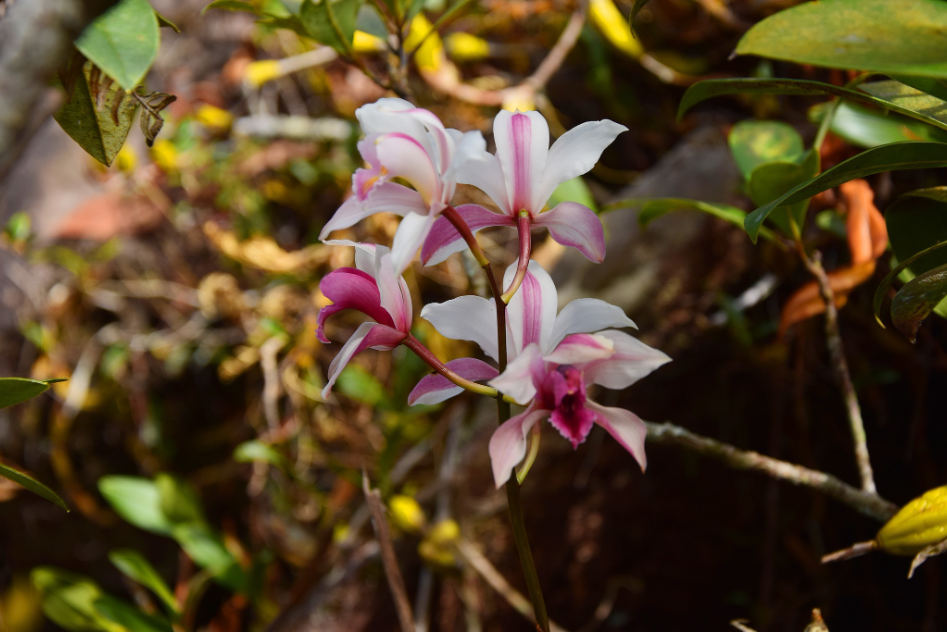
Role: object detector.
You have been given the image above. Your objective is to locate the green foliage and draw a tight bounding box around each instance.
[736,0,947,79]
[727,120,803,179]
[890,264,947,342]
[746,150,820,235]
[0,464,68,511]
[874,240,947,326]
[745,142,947,243]
[98,476,174,535]
[0,377,53,409]
[885,188,947,277]
[860,80,947,127]
[548,177,598,213]
[811,101,947,148]
[156,473,205,525]
[107,550,178,615]
[53,62,139,167]
[610,198,780,245]
[300,0,364,54]
[75,0,160,91]
[202,0,257,12]
[336,363,392,408]
[234,440,291,470]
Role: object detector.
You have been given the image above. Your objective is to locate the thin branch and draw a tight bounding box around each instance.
[799,250,877,494]
[644,421,896,521]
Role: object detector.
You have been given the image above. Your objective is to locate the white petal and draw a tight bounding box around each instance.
[488,343,543,405]
[494,110,549,214]
[582,330,671,390]
[455,146,512,216]
[537,119,627,207]
[390,212,436,274]
[488,405,549,488]
[548,298,636,350]
[543,333,614,365]
[586,400,647,472]
[504,260,558,355]
[420,296,499,362]
[443,130,486,181]
[374,250,412,332]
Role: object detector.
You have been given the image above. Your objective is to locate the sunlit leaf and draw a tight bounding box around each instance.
[170,525,246,590]
[0,464,68,510]
[728,120,804,180]
[745,142,947,243]
[75,0,160,90]
[98,476,173,535]
[860,80,947,126]
[736,0,947,79]
[746,149,820,234]
[891,263,947,342]
[892,75,947,102]
[548,177,598,213]
[0,377,51,409]
[811,101,947,148]
[108,550,178,615]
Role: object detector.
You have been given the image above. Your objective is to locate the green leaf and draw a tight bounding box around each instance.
[202,0,257,13]
[860,80,947,127]
[31,567,108,632]
[257,14,310,37]
[170,524,245,590]
[0,377,51,408]
[156,473,205,525]
[811,101,947,148]
[609,197,781,244]
[108,550,178,615]
[891,263,947,342]
[727,120,804,180]
[892,75,947,102]
[75,0,161,91]
[873,239,947,324]
[300,0,363,54]
[548,177,598,213]
[735,0,947,79]
[233,440,290,469]
[885,188,947,276]
[678,78,947,134]
[336,364,390,408]
[54,62,138,167]
[98,476,173,535]
[746,149,820,234]
[0,463,68,510]
[93,595,173,632]
[745,142,947,243]
[155,11,180,32]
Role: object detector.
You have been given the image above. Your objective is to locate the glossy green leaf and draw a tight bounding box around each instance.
[679,78,947,134]
[746,149,820,234]
[735,0,947,79]
[108,550,178,614]
[156,473,205,525]
[892,75,947,102]
[31,567,107,632]
[93,595,173,632]
[0,463,68,510]
[891,263,947,342]
[860,80,947,126]
[0,377,50,409]
[728,120,803,180]
[234,440,290,469]
[202,0,257,12]
[75,0,160,90]
[885,188,947,276]
[745,142,947,243]
[811,101,947,148]
[873,240,947,325]
[548,177,598,213]
[98,476,173,535]
[300,0,363,54]
[610,197,780,244]
[54,62,139,167]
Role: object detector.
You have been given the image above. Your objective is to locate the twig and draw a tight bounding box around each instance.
[362,472,417,632]
[232,115,351,141]
[259,336,285,432]
[644,421,896,521]
[800,250,877,494]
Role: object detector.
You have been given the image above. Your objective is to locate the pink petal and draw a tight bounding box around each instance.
[543,333,614,365]
[586,400,647,472]
[581,330,671,390]
[356,98,436,159]
[420,296,499,362]
[420,204,515,266]
[408,358,499,406]
[547,298,636,351]
[321,322,406,398]
[373,250,412,333]
[533,202,606,263]
[545,367,597,449]
[494,110,548,214]
[536,119,627,207]
[488,405,550,488]
[488,343,544,406]
[317,268,394,343]
[318,183,427,241]
[504,260,558,355]
[376,133,440,204]
[390,212,437,274]
[455,148,512,216]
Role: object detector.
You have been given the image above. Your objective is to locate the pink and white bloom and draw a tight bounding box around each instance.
[419,260,670,487]
[317,242,413,398]
[421,110,627,267]
[319,98,485,273]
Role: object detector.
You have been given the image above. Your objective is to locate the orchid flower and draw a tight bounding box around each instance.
[418,260,670,487]
[317,242,413,398]
[319,98,485,274]
[420,110,627,285]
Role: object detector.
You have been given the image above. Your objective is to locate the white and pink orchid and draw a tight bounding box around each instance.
[319,98,485,273]
[316,243,413,398]
[421,110,626,268]
[417,260,670,487]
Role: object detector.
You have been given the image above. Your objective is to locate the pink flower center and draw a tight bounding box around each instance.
[543,365,597,449]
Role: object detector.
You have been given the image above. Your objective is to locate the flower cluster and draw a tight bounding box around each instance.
[317,98,670,488]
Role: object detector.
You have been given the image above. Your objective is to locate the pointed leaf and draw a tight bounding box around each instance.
[745,142,947,243]
[0,464,68,510]
[873,240,947,325]
[728,120,804,180]
[886,188,947,276]
[31,567,108,631]
[860,80,947,127]
[108,550,178,614]
[811,101,947,149]
[735,0,947,79]
[98,476,173,535]
[75,0,160,90]
[892,75,947,102]
[94,595,173,632]
[891,263,947,342]
[0,377,51,409]
[155,11,180,32]
[202,0,257,12]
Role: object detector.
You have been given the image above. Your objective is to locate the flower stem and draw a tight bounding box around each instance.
[501,211,532,304]
[404,335,498,398]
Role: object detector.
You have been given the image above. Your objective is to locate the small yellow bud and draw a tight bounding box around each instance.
[444,32,491,62]
[389,495,427,534]
[115,145,137,172]
[245,60,283,88]
[150,139,178,173]
[405,15,446,73]
[353,30,386,53]
[195,104,234,132]
[418,519,460,568]
[589,0,643,59]
[877,485,947,556]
